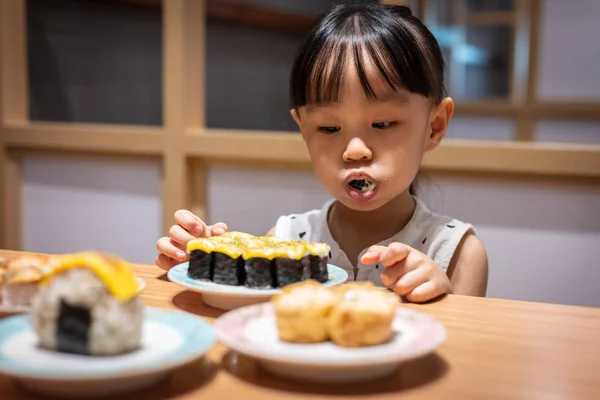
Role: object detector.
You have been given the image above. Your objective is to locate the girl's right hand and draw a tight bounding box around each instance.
[155,209,228,270]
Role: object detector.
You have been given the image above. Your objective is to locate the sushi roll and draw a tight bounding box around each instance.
[243,238,276,288]
[212,240,246,285]
[213,252,244,285]
[184,231,332,289]
[244,257,275,289]
[187,238,215,281]
[305,242,330,283]
[30,252,143,356]
[273,243,311,287]
[243,242,310,289]
[187,236,246,285]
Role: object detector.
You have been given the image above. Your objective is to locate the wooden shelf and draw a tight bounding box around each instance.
[465,11,516,26]
[184,129,600,179]
[102,0,162,8]
[185,129,309,165]
[455,101,519,117]
[533,102,600,121]
[108,0,317,33]
[454,100,600,121]
[4,123,599,178]
[206,1,316,33]
[3,123,165,155]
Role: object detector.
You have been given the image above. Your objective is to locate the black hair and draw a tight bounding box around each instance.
[290,2,446,108]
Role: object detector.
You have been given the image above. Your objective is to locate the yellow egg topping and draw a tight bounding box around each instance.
[41,252,139,301]
[186,231,330,261]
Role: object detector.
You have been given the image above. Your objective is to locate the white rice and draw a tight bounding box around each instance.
[30,268,143,356]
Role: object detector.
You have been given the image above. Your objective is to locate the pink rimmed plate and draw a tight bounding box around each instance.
[214,302,446,383]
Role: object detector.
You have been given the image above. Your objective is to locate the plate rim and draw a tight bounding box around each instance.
[214,302,447,368]
[167,262,349,298]
[0,306,215,382]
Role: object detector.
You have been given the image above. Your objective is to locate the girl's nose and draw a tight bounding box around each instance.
[342,137,373,162]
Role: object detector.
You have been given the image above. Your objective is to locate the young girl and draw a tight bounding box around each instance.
[156,2,488,303]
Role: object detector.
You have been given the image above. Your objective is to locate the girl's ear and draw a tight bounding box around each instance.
[290,108,301,128]
[425,97,454,152]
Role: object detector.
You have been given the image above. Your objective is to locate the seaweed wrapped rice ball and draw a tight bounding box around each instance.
[30,252,143,356]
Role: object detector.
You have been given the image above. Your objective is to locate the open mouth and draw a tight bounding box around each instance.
[347,179,377,192]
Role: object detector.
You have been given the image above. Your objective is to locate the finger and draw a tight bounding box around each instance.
[156,237,187,262]
[380,261,409,287]
[155,253,179,271]
[392,268,429,296]
[174,209,207,236]
[209,222,228,236]
[377,243,411,267]
[405,280,446,303]
[360,252,381,264]
[380,249,423,286]
[169,224,197,247]
[360,245,387,264]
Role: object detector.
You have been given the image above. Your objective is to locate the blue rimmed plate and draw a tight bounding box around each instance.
[168,263,349,310]
[0,307,215,398]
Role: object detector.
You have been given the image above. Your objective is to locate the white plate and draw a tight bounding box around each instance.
[0,306,215,398]
[167,262,348,310]
[214,302,446,383]
[0,276,146,317]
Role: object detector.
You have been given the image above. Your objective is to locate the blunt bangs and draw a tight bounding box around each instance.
[290,3,445,108]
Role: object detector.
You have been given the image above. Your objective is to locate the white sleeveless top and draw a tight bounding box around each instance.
[274,197,474,287]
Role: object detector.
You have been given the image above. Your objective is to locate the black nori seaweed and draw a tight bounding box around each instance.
[309,255,329,283]
[213,253,243,285]
[237,257,247,285]
[188,250,214,281]
[245,258,274,289]
[187,238,330,288]
[56,300,91,355]
[275,257,310,287]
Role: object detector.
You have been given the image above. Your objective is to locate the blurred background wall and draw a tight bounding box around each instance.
[2,0,599,307]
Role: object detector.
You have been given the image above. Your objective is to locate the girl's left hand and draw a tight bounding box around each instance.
[360,243,452,303]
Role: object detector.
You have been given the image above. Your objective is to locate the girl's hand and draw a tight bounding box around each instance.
[361,243,452,303]
[155,209,228,270]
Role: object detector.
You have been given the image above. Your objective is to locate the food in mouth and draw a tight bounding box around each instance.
[347,179,376,192]
[346,178,378,202]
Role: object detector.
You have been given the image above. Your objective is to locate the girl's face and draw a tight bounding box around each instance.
[292,63,454,212]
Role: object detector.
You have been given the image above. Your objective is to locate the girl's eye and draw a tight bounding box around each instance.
[372,121,397,129]
[318,126,341,134]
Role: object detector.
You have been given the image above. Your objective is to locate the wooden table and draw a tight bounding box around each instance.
[1,250,600,399]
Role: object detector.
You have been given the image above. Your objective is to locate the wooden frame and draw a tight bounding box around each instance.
[0,0,599,251]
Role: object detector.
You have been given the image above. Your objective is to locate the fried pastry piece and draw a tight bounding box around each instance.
[272,280,337,343]
[327,282,399,347]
